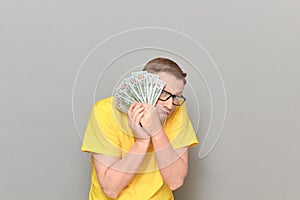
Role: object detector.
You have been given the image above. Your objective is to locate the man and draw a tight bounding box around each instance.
[82,57,198,199]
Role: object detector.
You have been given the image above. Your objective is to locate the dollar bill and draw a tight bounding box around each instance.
[131,71,147,103]
[114,79,139,103]
[147,73,159,104]
[151,79,166,105]
[113,71,166,112]
[126,76,144,102]
[114,94,131,112]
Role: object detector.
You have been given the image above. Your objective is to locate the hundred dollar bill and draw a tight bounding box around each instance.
[151,79,166,105]
[126,76,144,103]
[114,78,139,103]
[132,71,147,103]
[114,94,128,112]
[114,93,134,112]
[113,71,166,112]
[148,73,160,105]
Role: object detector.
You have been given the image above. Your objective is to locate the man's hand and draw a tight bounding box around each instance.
[128,103,150,139]
[140,104,163,137]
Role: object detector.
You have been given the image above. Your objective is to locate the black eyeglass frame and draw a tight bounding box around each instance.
[158,90,186,106]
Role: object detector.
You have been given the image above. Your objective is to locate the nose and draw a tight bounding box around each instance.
[164,97,174,110]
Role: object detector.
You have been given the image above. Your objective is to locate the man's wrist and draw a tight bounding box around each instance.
[151,129,164,138]
[136,137,151,144]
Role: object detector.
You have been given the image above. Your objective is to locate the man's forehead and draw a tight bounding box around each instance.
[157,72,184,93]
[164,87,182,95]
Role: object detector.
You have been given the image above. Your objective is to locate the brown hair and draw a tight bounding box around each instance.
[142,57,187,84]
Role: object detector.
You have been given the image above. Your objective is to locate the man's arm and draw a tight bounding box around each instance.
[151,130,189,190]
[140,104,189,190]
[92,103,150,199]
[93,137,150,199]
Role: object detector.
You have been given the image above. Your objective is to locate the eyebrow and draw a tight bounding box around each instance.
[163,88,183,96]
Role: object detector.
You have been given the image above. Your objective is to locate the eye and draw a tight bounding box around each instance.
[160,91,169,97]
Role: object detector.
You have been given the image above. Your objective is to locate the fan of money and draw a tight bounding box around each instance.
[113,71,166,113]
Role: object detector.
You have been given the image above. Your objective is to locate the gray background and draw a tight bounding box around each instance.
[1,0,299,200]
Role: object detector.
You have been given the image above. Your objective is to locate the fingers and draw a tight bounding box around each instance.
[128,102,139,118]
[142,103,151,110]
[127,102,136,117]
[128,103,145,125]
[142,103,159,117]
[132,106,144,125]
[128,103,159,127]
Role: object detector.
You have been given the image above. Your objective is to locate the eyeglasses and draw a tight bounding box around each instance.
[158,90,186,106]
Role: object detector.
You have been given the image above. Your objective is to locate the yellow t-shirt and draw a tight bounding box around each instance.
[81,96,198,200]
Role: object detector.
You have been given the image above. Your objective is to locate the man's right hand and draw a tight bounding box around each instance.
[127,103,150,139]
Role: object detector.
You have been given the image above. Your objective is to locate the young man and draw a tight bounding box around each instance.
[82,57,198,199]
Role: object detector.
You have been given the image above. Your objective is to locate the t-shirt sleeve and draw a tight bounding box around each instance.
[81,100,122,157]
[166,103,199,149]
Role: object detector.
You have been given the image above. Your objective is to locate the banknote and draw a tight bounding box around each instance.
[113,71,166,112]
[114,78,138,103]
[114,94,131,112]
[150,79,166,106]
[132,71,147,103]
